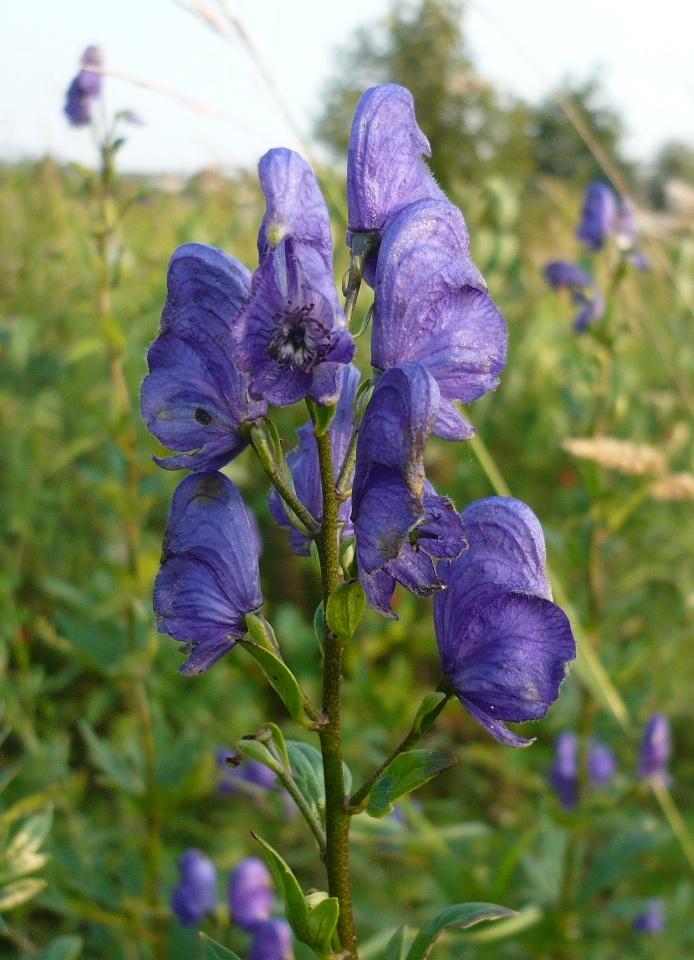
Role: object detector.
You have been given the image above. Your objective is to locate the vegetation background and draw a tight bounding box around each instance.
[2,1,694,957]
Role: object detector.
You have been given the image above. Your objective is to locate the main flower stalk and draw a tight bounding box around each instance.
[311,406,358,959]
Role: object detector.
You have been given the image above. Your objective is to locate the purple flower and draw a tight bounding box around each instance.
[549,734,617,808]
[249,918,294,960]
[576,182,618,250]
[434,498,576,747]
[351,363,466,617]
[638,713,671,782]
[633,898,664,934]
[543,259,605,333]
[216,752,277,796]
[550,731,579,809]
[588,738,617,786]
[372,199,506,440]
[268,364,360,555]
[141,243,266,471]
[64,46,103,127]
[153,472,263,675]
[347,84,446,283]
[233,149,355,407]
[229,857,274,932]
[171,849,217,926]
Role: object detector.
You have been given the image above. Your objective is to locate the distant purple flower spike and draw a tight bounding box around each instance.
[233,236,355,407]
[216,752,277,796]
[434,497,576,747]
[250,918,294,960]
[269,364,360,555]
[633,898,664,934]
[576,181,618,250]
[229,857,274,932]
[372,199,506,440]
[141,243,266,470]
[544,259,605,333]
[352,363,465,617]
[257,148,334,269]
[153,472,263,675]
[544,261,593,289]
[171,849,217,926]
[638,713,671,782]
[550,732,579,809]
[347,84,446,239]
[588,739,617,786]
[64,46,103,126]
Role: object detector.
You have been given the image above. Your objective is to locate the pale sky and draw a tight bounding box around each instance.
[2,0,693,174]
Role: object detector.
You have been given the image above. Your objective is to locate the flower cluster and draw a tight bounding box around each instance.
[549,731,617,809]
[64,46,103,127]
[142,82,575,747]
[544,181,648,333]
[171,852,293,958]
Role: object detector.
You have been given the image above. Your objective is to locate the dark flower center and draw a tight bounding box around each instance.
[195,407,213,425]
[266,305,331,372]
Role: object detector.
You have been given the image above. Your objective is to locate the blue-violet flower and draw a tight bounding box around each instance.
[229,857,274,932]
[373,198,506,439]
[171,849,218,926]
[64,46,103,126]
[141,243,266,470]
[544,259,605,333]
[249,918,294,960]
[352,362,465,617]
[633,898,664,934]
[153,472,263,675]
[576,181,617,250]
[434,497,576,747]
[233,148,355,407]
[347,84,446,284]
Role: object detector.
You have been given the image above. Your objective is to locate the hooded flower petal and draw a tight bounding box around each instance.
[249,918,294,960]
[372,199,506,438]
[233,237,354,406]
[347,84,446,237]
[171,849,218,927]
[153,472,263,675]
[269,364,360,554]
[141,243,266,470]
[229,857,274,932]
[434,497,576,747]
[588,739,617,786]
[544,261,593,289]
[352,363,465,616]
[257,148,334,269]
[576,181,618,250]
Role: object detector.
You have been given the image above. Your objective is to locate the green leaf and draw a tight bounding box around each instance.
[313,601,327,654]
[286,741,352,824]
[412,693,449,737]
[199,933,243,960]
[326,580,366,642]
[0,877,47,911]
[240,640,313,728]
[78,721,144,795]
[307,398,337,436]
[235,738,283,776]
[406,903,515,960]
[306,895,340,952]
[253,834,312,944]
[384,925,407,960]
[38,935,84,960]
[252,834,338,954]
[366,750,455,818]
[4,807,52,865]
